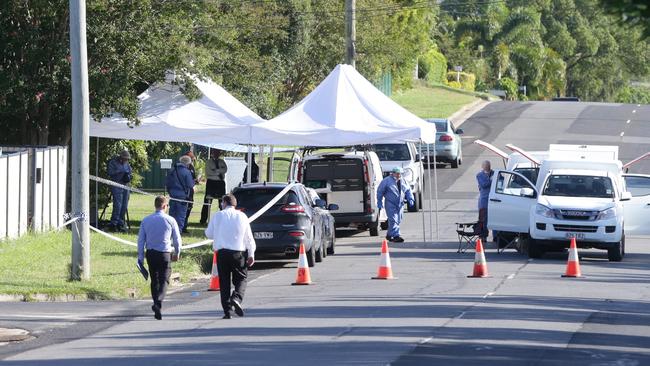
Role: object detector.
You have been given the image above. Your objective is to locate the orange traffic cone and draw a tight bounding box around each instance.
[292,243,314,285]
[468,239,490,278]
[372,239,396,280]
[208,251,220,291]
[562,238,582,278]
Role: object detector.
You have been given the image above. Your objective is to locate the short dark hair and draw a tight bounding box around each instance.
[154,195,168,209]
[222,194,237,207]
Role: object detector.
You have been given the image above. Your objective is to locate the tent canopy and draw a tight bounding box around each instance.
[251,64,436,146]
[90,76,263,145]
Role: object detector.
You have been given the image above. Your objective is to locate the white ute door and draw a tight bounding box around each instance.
[623,174,650,236]
[488,170,537,234]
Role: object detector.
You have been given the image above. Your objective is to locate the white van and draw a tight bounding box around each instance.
[296,151,387,236]
[485,144,650,261]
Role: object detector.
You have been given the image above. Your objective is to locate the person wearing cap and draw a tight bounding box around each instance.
[182,151,200,233]
[107,149,133,232]
[200,149,228,224]
[377,166,415,243]
[165,155,195,231]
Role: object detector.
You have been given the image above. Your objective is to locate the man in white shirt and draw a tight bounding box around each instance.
[205,194,256,319]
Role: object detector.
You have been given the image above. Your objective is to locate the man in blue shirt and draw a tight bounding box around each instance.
[107,149,132,232]
[137,196,182,320]
[165,155,195,231]
[476,160,494,241]
[377,167,415,243]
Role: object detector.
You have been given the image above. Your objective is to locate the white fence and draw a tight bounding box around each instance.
[0,146,67,240]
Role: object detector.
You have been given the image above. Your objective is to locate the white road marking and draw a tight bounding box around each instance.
[626,119,631,124]
[483,292,495,299]
[632,110,637,113]
[418,336,433,345]
[454,311,466,320]
[620,132,625,137]
[507,273,516,280]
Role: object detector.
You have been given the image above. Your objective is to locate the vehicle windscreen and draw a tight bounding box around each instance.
[304,159,363,191]
[542,175,614,198]
[513,168,539,185]
[233,188,298,216]
[372,144,411,161]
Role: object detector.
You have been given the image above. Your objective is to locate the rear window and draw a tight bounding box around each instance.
[372,144,411,161]
[303,159,363,191]
[233,188,298,216]
[433,121,447,132]
[542,175,614,198]
[513,168,539,184]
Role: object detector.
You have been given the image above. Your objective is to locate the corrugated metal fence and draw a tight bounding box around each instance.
[0,146,67,240]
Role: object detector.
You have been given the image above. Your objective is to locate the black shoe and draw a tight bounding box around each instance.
[152,304,162,320]
[230,299,244,317]
[386,236,395,242]
[222,314,231,319]
[393,236,405,243]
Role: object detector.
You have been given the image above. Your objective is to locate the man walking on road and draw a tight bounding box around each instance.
[476,160,495,242]
[200,149,228,224]
[205,194,256,319]
[137,196,181,320]
[165,155,195,231]
[107,149,132,232]
[377,167,415,243]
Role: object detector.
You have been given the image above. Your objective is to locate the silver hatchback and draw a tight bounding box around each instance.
[420,118,464,168]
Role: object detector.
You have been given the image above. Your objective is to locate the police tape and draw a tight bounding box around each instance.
[90,175,198,205]
[88,225,214,250]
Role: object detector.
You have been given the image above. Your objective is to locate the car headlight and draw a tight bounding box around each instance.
[597,207,616,220]
[535,204,555,218]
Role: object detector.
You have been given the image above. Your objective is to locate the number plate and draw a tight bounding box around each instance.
[254,232,273,239]
[565,232,585,240]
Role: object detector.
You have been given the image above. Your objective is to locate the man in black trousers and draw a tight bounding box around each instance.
[137,196,182,320]
[205,194,256,319]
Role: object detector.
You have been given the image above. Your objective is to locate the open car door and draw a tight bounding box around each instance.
[623,174,650,235]
[488,170,538,234]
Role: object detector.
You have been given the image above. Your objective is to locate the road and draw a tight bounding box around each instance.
[1,101,649,365]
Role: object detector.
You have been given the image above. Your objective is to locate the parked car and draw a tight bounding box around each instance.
[297,150,387,236]
[306,187,337,256]
[420,118,464,168]
[231,182,336,267]
[370,142,424,212]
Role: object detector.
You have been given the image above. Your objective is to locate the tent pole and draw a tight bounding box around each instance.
[430,143,439,241]
[247,145,253,183]
[268,146,275,182]
[95,137,99,227]
[419,142,426,243]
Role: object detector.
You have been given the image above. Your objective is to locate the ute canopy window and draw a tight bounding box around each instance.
[304,159,363,192]
[543,175,614,198]
[233,188,298,216]
[513,167,539,185]
[372,144,411,161]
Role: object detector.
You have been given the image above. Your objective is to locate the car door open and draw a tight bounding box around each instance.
[488,170,538,234]
[623,174,650,236]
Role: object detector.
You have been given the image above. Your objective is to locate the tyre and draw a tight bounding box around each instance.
[451,156,460,168]
[314,227,323,263]
[380,221,388,230]
[607,234,625,262]
[322,238,327,258]
[307,243,316,267]
[527,240,545,259]
[327,236,336,255]
[417,191,423,209]
[369,225,379,237]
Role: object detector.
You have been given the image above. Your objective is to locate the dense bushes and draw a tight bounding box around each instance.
[446,71,476,91]
[418,49,448,84]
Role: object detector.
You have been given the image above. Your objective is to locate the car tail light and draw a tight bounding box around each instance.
[439,135,453,142]
[281,203,305,213]
[363,159,371,183]
[365,203,373,213]
[288,231,305,237]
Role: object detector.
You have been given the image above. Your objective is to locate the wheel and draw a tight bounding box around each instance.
[314,227,323,263]
[327,236,335,255]
[417,191,423,209]
[527,240,545,259]
[451,156,460,168]
[322,237,327,258]
[607,234,625,262]
[380,221,388,230]
[307,243,316,267]
[369,217,379,236]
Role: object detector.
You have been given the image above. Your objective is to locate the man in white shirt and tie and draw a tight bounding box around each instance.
[205,194,256,319]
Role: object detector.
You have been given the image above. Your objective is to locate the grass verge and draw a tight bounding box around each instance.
[392,81,491,119]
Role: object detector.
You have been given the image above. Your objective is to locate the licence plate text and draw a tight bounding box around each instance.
[254,232,273,239]
[565,232,585,240]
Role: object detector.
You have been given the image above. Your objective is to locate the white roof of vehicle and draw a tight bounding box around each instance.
[303,151,367,161]
[548,169,610,177]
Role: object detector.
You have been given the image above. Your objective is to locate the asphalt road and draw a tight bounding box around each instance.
[1,101,649,365]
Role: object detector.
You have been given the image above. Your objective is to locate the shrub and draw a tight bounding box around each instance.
[498,77,518,100]
[447,81,462,89]
[418,48,448,84]
[446,71,476,91]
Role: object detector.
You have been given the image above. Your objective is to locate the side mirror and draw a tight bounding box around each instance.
[315,198,327,208]
[520,187,536,198]
[456,128,464,135]
[415,153,421,161]
[327,204,339,211]
[621,192,632,201]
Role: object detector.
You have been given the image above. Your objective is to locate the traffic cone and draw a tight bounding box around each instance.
[372,239,396,280]
[207,251,220,291]
[292,243,313,285]
[468,239,490,278]
[562,238,582,278]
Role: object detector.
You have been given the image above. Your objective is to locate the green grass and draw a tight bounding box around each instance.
[0,187,214,300]
[392,82,481,119]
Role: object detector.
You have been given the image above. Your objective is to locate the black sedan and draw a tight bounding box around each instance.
[232,183,338,267]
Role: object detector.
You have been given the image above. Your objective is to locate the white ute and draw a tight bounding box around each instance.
[477,142,650,261]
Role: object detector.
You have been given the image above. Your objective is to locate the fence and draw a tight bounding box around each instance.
[0,146,68,240]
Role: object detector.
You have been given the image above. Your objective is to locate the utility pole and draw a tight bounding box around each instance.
[70,0,91,280]
[345,0,356,68]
